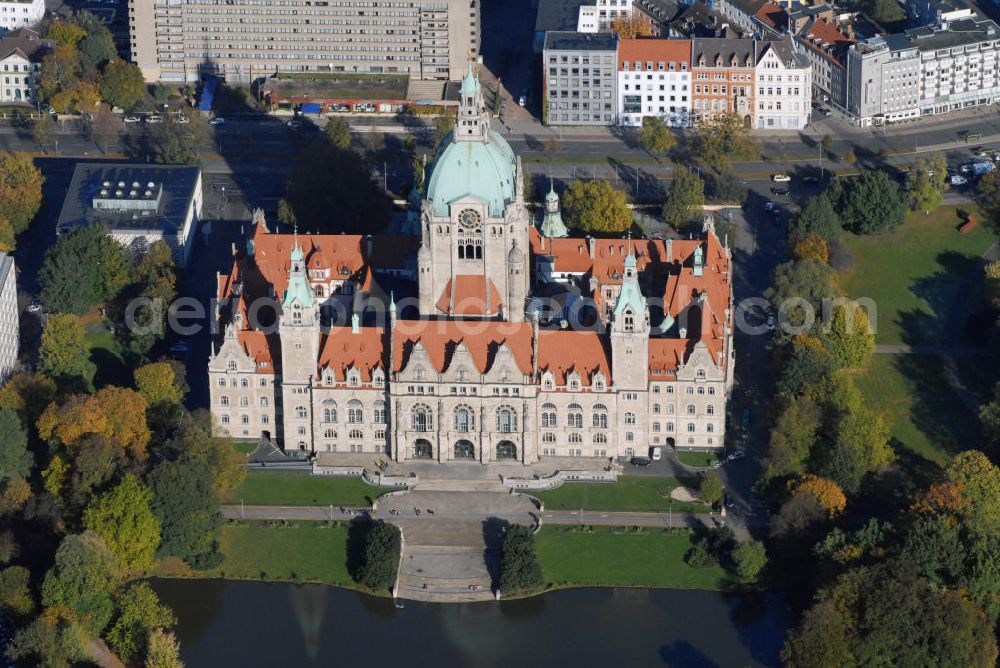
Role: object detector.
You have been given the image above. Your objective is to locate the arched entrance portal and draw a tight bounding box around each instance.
[413,439,433,459]
[454,440,475,459]
[496,441,517,460]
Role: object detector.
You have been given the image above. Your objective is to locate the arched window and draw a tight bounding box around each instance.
[322,400,337,423]
[592,404,608,429]
[653,404,661,414]
[624,412,636,425]
[412,404,432,432]
[217,378,225,387]
[374,400,386,423]
[666,422,675,432]
[697,387,705,395]
[569,433,583,444]
[541,403,557,429]
[593,433,607,444]
[349,429,363,440]
[239,396,248,407]
[666,386,675,394]
[685,387,694,395]
[697,369,706,379]
[295,406,307,419]
[347,400,363,424]
[220,395,229,406]
[454,405,473,432]
[324,428,336,439]
[542,432,556,443]
[241,378,249,388]
[496,406,517,433]
[567,403,583,428]
[686,404,696,415]
[706,405,715,415]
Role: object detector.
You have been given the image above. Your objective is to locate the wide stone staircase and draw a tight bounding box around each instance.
[395,519,498,603]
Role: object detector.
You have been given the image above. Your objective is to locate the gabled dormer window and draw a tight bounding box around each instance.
[347,368,360,387]
[372,368,385,388]
[542,371,554,391]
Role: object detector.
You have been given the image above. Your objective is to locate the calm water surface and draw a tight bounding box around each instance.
[150,579,790,667]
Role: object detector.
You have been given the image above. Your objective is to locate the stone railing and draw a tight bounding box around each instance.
[503,469,617,491]
[364,470,417,489]
[312,463,365,477]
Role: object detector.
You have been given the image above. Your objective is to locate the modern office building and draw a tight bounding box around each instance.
[0,28,48,104]
[795,16,853,108]
[543,31,618,126]
[0,254,18,383]
[57,164,204,264]
[617,38,692,127]
[0,0,43,33]
[128,0,481,83]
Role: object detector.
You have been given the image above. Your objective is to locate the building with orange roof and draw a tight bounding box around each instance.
[617,38,694,127]
[208,65,735,465]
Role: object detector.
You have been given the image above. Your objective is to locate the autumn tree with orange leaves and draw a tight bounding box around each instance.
[788,474,847,518]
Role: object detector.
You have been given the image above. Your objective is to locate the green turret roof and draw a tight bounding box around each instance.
[425,130,517,217]
[460,61,481,96]
[282,237,314,310]
[540,210,568,238]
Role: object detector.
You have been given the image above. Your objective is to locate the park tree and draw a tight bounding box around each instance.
[781,599,857,668]
[356,521,401,592]
[696,113,760,170]
[945,450,1000,531]
[790,233,828,264]
[731,540,767,583]
[38,315,94,390]
[41,532,121,634]
[324,117,352,150]
[662,165,704,229]
[145,628,184,668]
[639,116,675,156]
[699,471,724,506]
[978,170,1000,214]
[37,46,83,103]
[98,60,146,109]
[776,337,838,396]
[82,474,161,571]
[106,583,176,661]
[135,362,184,407]
[50,79,100,115]
[899,513,965,586]
[165,411,244,495]
[146,119,204,165]
[8,607,89,668]
[906,160,944,214]
[792,194,841,241]
[283,143,391,234]
[0,475,31,515]
[0,151,44,248]
[499,524,543,594]
[788,475,847,518]
[0,531,19,565]
[980,395,1000,456]
[705,169,747,203]
[562,179,633,234]
[67,434,120,508]
[147,458,223,567]
[39,223,132,314]
[37,387,151,458]
[819,407,893,495]
[763,396,821,482]
[276,198,298,228]
[824,302,874,368]
[0,409,31,482]
[841,169,908,235]
[78,29,117,70]
[0,565,35,617]
[0,372,56,426]
[46,20,86,47]
[766,259,840,330]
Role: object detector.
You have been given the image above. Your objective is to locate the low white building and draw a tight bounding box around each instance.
[578,0,633,32]
[0,0,43,33]
[57,164,203,265]
[617,38,693,127]
[0,254,18,383]
[754,39,812,129]
[0,28,48,104]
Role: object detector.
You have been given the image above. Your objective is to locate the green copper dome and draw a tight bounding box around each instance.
[460,62,481,96]
[425,129,518,217]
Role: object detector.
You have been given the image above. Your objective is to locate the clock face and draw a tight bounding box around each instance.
[459,208,481,228]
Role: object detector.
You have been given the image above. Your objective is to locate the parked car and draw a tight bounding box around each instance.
[727,450,746,462]
[329,103,350,112]
[145,114,163,124]
[122,115,140,124]
[169,342,190,354]
[771,173,791,182]
[769,187,789,196]
[802,175,820,184]
[949,173,969,186]
[518,90,528,107]
[287,119,302,129]
[650,447,663,461]
[209,117,225,125]
[173,114,189,124]
[26,299,41,313]
[630,457,652,468]
[763,201,775,212]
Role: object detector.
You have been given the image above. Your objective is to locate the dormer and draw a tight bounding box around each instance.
[346,366,361,387]
[372,367,385,388]
[541,370,555,391]
[567,370,582,391]
[593,371,607,392]
[321,367,335,385]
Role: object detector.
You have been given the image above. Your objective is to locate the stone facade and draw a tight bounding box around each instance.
[208,66,735,462]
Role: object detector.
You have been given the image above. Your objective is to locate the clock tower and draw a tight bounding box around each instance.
[419,60,530,322]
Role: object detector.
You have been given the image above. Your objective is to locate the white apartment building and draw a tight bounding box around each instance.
[0,0,43,33]
[0,28,48,104]
[0,255,18,383]
[128,0,480,83]
[754,39,812,129]
[578,0,633,32]
[617,38,693,127]
[847,18,1000,126]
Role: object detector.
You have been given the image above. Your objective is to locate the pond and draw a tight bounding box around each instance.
[150,579,791,667]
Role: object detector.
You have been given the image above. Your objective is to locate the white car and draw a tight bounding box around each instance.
[763,201,775,212]
[122,115,140,124]
[771,173,791,182]
[145,115,163,124]
[650,447,663,461]
[950,173,969,186]
[209,117,225,125]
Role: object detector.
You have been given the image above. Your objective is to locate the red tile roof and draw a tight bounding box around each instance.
[618,38,692,70]
[318,326,386,382]
[537,330,610,386]
[392,319,533,375]
[436,275,503,316]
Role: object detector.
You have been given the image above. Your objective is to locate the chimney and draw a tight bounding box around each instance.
[351,313,360,334]
[665,238,673,262]
[587,236,595,258]
[364,234,373,258]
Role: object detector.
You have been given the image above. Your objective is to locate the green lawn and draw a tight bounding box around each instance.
[853,354,980,469]
[536,526,726,590]
[533,476,705,513]
[86,329,130,388]
[227,470,392,506]
[675,450,722,468]
[211,522,357,586]
[839,206,996,345]
[232,443,257,455]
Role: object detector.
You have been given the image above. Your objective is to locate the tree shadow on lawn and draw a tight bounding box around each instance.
[90,344,130,389]
[897,264,977,349]
[345,518,371,581]
[890,353,980,464]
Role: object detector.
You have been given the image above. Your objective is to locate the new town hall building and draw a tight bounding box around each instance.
[208,65,735,464]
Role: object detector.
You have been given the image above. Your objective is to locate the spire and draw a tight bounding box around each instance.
[460,59,481,96]
[455,57,488,142]
[625,231,636,268]
[540,179,568,238]
[291,224,304,262]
